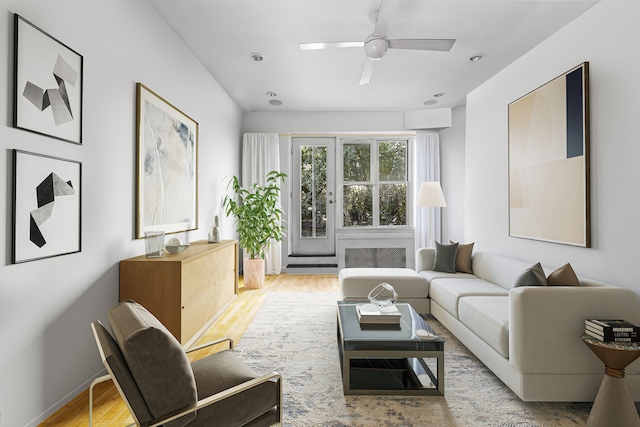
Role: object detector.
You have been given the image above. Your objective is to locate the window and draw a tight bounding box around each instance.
[341,138,408,227]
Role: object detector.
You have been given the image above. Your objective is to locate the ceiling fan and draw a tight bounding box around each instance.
[300,0,455,85]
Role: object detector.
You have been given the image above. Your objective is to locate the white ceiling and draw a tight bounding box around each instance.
[149,0,598,113]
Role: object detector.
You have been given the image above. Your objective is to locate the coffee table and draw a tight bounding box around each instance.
[336,301,445,395]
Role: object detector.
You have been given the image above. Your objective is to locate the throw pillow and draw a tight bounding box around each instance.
[514,262,548,287]
[547,263,580,286]
[450,240,474,274]
[433,241,458,273]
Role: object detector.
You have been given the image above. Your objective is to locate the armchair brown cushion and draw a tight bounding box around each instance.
[108,300,197,427]
[188,351,281,427]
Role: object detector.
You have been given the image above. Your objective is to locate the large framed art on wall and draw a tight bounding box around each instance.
[135,83,198,239]
[12,150,82,263]
[13,14,83,145]
[508,62,590,247]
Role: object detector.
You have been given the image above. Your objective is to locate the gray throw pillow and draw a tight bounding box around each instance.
[514,262,548,287]
[433,242,458,273]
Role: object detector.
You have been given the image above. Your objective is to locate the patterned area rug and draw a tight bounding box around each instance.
[234,292,591,426]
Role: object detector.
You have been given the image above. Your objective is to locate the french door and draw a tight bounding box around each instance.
[291,137,336,255]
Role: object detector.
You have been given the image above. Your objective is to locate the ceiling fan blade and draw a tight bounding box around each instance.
[374,0,400,35]
[359,58,375,86]
[300,41,364,50]
[388,39,456,51]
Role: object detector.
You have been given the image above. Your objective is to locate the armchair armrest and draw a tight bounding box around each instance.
[187,337,234,353]
[147,371,283,427]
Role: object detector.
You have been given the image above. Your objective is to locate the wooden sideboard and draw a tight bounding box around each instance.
[119,239,238,347]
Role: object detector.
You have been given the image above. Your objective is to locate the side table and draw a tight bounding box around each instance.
[581,334,640,427]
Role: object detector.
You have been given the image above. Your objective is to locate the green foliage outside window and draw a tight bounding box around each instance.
[342,139,408,227]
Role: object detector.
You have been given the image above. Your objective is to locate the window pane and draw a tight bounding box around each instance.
[343,144,370,181]
[300,145,327,237]
[343,184,372,226]
[379,141,407,181]
[380,183,407,225]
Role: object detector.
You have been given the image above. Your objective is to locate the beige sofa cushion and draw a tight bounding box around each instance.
[429,278,508,318]
[547,263,580,286]
[339,267,429,299]
[458,296,510,358]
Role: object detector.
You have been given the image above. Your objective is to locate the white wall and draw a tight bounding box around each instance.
[242,111,406,134]
[440,105,466,243]
[0,1,242,425]
[465,0,640,294]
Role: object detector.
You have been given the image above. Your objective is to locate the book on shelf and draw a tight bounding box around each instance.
[356,303,401,324]
[585,319,640,333]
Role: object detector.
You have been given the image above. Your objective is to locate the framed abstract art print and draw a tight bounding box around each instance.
[135,83,198,239]
[508,62,590,247]
[12,150,82,263]
[13,14,83,144]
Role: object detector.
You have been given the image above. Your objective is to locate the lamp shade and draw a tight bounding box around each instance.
[416,182,447,207]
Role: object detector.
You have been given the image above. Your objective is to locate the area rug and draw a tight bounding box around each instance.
[234,292,591,426]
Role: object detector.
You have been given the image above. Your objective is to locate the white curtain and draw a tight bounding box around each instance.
[242,133,282,275]
[414,132,442,251]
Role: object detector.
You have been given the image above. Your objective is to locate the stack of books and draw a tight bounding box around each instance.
[356,303,401,325]
[585,319,640,343]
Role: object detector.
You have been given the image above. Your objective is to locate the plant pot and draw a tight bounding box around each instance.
[244,257,265,289]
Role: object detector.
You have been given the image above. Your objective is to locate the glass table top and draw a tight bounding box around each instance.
[337,302,444,351]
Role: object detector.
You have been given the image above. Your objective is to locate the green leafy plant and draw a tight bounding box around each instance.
[223,171,287,260]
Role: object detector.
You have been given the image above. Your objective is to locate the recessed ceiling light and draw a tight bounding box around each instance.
[269,99,283,106]
[250,52,264,62]
[434,92,445,98]
[469,53,485,62]
[423,100,437,106]
[266,91,277,97]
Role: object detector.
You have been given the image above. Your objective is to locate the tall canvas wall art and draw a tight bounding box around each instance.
[508,62,590,247]
[13,14,83,144]
[136,83,198,239]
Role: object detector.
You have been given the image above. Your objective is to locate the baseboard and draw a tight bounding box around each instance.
[25,369,107,427]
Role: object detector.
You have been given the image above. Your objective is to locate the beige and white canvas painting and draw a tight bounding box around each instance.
[508,63,590,247]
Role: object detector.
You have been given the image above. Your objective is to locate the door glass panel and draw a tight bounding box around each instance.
[300,145,327,238]
[343,184,372,226]
[343,144,370,181]
[380,183,407,225]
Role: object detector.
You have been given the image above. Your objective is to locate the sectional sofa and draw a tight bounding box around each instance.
[416,247,640,402]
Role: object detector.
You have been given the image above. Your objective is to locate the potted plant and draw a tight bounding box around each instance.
[223,171,287,289]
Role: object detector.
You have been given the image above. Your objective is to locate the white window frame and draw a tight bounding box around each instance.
[337,137,414,228]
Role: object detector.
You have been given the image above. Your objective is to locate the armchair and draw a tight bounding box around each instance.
[89,300,282,427]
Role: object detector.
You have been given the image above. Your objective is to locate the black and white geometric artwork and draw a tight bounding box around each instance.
[30,172,75,248]
[13,150,82,263]
[13,14,83,144]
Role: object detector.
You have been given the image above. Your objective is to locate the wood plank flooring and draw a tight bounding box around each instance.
[39,274,338,427]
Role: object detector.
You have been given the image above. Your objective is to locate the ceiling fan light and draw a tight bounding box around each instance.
[364,34,389,59]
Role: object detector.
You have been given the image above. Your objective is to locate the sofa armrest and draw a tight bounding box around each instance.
[416,248,435,272]
[509,285,640,374]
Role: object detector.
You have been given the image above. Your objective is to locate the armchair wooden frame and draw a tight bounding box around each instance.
[89,321,282,427]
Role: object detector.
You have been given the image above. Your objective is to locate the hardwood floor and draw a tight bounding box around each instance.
[39,274,338,427]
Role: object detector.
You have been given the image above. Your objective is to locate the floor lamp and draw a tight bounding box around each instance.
[416,182,447,248]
